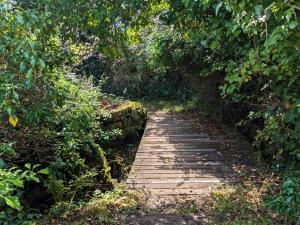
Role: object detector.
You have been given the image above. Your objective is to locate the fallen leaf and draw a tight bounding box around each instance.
[9,116,18,127]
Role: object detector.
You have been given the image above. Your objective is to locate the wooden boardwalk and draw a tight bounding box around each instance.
[127,111,254,195]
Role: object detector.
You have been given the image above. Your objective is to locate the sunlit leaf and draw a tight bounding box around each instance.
[3,196,21,210]
[8,116,18,127]
[37,168,50,175]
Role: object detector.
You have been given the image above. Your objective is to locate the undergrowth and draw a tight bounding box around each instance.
[210,172,292,225]
[138,98,199,113]
[43,185,142,225]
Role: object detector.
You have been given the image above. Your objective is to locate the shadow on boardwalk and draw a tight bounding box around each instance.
[124,110,262,224]
[127,110,258,195]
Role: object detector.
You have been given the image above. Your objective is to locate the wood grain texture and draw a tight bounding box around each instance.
[126,111,254,195]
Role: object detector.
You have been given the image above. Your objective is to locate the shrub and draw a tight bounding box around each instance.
[0,163,48,224]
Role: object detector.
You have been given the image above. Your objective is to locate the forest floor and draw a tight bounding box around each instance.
[47,103,286,225]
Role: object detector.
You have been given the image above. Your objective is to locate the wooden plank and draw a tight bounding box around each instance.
[128,189,211,195]
[137,149,253,154]
[126,182,219,189]
[130,167,236,176]
[141,138,211,142]
[126,111,253,195]
[135,155,216,159]
[134,158,253,166]
[146,125,192,128]
[139,143,252,149]
[145,125,193,128]
[127,178,221,184]
[139,145,217,149]
[138,147,220,150]
[135,152,252,159]
[144,130,195,134]
[131,164,229,170]
[132,161,223,166]
[141,139,247,144]
[143,133,196,135]
[144,128,196,131]
[136,151,218,156]
[143,134,209,138]
[141,139,249,143]
[136,150,245,155]
[134,158,225,162]
[137,149,217,153]
[140,143,222,147]
[144,131,198,134]
[128,173,235,179]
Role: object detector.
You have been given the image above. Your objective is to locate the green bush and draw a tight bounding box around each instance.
[0,163,48,224]
[118,0,300,222]
[0,1,147,223]
[268,172,300,221]
[161,1,300,221]
[107,26,197,100]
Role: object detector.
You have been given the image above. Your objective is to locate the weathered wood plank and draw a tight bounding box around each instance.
[140,139,249,144]
[141,138,211,142]
[132,161,223,166]
[133,158,226,163]
[143,134,207,137]
[128,189,211,195]
[135,152,218,156]
[126,111,252,195]
[127,182,220,189]
[137,149,217,153]
[130,170,236,176]
[126,178,221,184]
[134,156,225,161]
[128,173,235,179]
[131,165,230,170]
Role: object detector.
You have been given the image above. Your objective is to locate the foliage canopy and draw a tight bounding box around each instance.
[0,0,299,223]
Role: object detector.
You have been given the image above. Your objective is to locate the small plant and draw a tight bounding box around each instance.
[268,172,300,222]
[86,185,140,217]
[0,163,48,224]
[210,176,286,225]
[46,185,141,224]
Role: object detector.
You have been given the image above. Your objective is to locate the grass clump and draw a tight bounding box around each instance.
[85,185,140,217]
[44,184,141,225]
[210,175,289,225]
[139,98,199,113]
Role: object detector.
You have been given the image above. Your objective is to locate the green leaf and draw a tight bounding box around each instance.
[254,5,263,16]
[3,196,21,210]
[8,178,23,188]
[0,158,5,168]
[24,79,32,89]
[200,40,207,47]
[289,21,298,29]
[24,163,31,169]
[19,62,26,73]
[183,0,190,8]
[38,59,46,69]
[6,106,12,115]
[215,2,223,16]
[26,68,33,77]
[30,56,36,66]
[37,168,49,175]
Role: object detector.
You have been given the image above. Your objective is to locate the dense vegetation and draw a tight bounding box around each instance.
[0,0,299,224]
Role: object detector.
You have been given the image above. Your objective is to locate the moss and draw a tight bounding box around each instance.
[101,101,147,145]
[94,143,112,184]
[111,101,146,113]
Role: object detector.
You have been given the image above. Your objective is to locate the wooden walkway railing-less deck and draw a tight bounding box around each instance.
[127,111,254,195]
